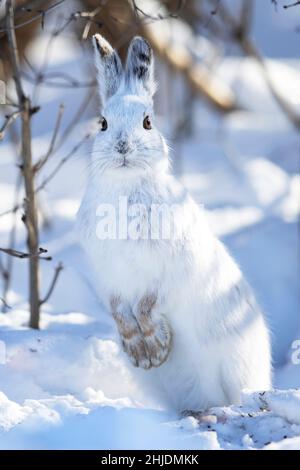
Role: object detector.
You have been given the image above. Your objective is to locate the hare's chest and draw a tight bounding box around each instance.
[90,236,166,300]
[82,187,167,244]
[77,183,184,298]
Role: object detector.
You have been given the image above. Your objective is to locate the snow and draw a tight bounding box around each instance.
[0,5,300,449]
[251,390,300,425]
[1,323,300,449]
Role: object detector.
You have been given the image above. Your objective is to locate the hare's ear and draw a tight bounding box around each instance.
[125,36,155,97]
[92,34,123,107]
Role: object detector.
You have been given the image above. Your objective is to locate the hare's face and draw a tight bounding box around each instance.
[90,34,168,179]
[92,93,168,178]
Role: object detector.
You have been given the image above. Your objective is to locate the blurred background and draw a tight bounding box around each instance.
[0,0,299,404]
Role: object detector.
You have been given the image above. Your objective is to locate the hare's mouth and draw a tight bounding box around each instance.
[113,154,144,171]
[114,157,130,169]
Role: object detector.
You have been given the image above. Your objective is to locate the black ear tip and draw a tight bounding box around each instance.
[130,36,152,63]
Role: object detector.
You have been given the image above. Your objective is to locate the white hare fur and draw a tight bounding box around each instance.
[77,34,271,412]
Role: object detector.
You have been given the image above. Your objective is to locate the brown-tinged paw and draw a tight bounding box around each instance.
[120,329,152,370]
[110,295,152,369]
[135,294,172,367]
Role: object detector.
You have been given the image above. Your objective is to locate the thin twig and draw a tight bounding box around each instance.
[37,132,92,192]
[136,2,239,113]
[0,204,20,219]
[208,0,300,130]
[81,5,103,41]
[0,297,11,310]
[283,1,300,8]
[40,262,63,305]
[210,0,221,16]
[0,131,92,219]
[132,0,185,21]
[0,111,21,141]
[22,70,96,89]
[6,0,24,104]
[56,87,96,149]
[0,247,51,260]
[34,103,64,172]
[0,0,66,33]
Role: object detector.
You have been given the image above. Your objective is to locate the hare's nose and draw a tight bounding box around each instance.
[116,140,130,155]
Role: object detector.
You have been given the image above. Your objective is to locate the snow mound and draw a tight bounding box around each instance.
[0,313,300,449]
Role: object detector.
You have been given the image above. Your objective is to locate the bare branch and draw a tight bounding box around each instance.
[0,247,51,260]
[284,1,300,8]
[0,0,66,33]
[208,0,300,130]
[135,2,239,113]
[210,0,221,16]
[0,297,11,310]
[34,103,65,172]
[0,131,92,219]
[6,0,41,329]
[56,87,96,149]
[37,132,92,192]
[271,0,278,10]
[6,0,25,104]
[81,5,104,41]
[22,70,96,89]
[0,204,20,219]
[40,262,63,305]
[132,0,185,21]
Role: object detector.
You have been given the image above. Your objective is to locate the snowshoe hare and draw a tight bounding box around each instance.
[77,34,271,412]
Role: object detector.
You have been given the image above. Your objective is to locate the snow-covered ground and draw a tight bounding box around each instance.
[0,10,299,449]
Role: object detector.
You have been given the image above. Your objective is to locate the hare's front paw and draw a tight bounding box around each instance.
[111,295,151,369]
[134,294,173,367]
[120,324,152,370]
[141,315,172,367]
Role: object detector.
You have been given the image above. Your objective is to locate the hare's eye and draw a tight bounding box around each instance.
[100,117,108,131]
[143,116,152,130]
